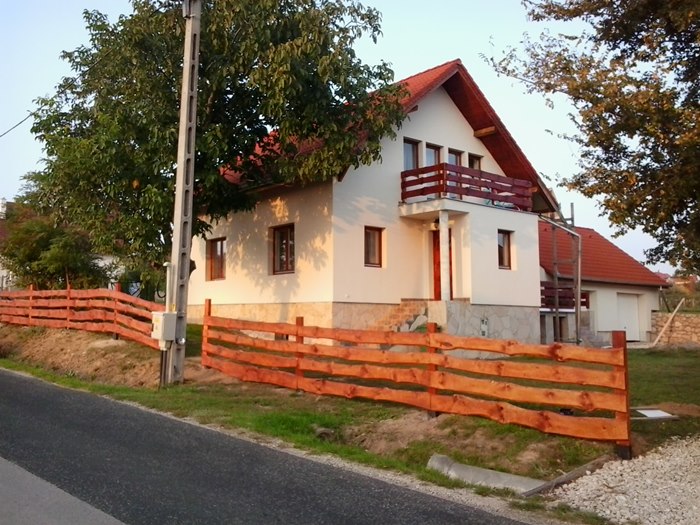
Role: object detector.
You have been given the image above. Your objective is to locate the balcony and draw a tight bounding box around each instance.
[400,163,533,211]
[541,281,590,310]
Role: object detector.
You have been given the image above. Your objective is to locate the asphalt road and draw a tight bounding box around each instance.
[0,369,529,525]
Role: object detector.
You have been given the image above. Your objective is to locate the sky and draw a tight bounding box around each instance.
[0,0,673,273]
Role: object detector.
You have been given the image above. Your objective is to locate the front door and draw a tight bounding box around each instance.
[432,230,453,300]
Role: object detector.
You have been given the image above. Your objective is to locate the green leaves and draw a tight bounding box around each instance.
[492,1,700,272]
[0,207,110,290]
[24,0,403,270]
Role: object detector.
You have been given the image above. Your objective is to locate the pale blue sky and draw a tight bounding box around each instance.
[0,0,671,272]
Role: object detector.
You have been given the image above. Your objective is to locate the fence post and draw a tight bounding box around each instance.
[202,299,211,364]
[112,283,121,340]
[427,322,438,417]
[612,330,632,459]
[295,316,304,390]
[65,284,71,330]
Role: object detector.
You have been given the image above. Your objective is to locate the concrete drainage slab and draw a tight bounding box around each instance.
[428,454,543,494]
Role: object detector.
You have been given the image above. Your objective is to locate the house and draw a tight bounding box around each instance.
[187,59,559,343]
[539,222,668,344]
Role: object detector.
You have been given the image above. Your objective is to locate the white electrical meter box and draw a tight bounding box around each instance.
[151,311,178,341]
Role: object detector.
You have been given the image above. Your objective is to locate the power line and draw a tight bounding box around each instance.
[0,4,166,141]
[0,113,33,139]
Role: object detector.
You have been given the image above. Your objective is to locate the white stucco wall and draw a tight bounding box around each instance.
[462,205,540,306]
[584,282,660,341]
[188,183,334,306]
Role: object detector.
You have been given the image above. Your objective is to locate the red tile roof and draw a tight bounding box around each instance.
[539,222,668,287]
[397,59,558,213]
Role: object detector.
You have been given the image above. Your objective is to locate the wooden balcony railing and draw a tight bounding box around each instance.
[541,281,590,310]
[400,163,533,211]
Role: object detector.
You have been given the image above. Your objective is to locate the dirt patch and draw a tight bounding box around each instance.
[345,411,451,455]
[0,325,241,388]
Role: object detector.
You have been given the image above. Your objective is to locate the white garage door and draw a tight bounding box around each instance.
[617,293,640,341]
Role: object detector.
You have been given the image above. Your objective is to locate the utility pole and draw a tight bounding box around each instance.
[163,0,202,384]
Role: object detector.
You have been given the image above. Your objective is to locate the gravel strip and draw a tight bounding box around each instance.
[552,436,700,525]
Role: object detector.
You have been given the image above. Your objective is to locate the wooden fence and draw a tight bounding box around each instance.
[202,300,631,446]
[0,287,164,350]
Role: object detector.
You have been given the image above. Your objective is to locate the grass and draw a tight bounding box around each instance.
[627,347,700,405]
[626,347,700,448]
[185,324,203,357]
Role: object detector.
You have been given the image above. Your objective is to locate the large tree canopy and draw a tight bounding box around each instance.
[491,0,700,272]
[24,0,405,267]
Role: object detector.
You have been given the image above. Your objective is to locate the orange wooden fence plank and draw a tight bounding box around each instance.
[430,394,628,441]
[202,354,297,389]
[114,313,151,334]
[204,341,297,369]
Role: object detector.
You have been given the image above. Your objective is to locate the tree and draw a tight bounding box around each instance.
[25,0,405,267]
[490,0,700,272]
[0,206,110,290]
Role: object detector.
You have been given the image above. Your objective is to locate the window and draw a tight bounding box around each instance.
[447,149,463,197]
[206,237,226,280]
[403,139,419,170]
[364,226,383,267]
[498,230,512,269]
[448,149,462,167]
[425,143,441,166]
[272,224,295,274]
[468,153,482,170]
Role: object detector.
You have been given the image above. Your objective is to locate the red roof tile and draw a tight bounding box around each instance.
[398,59,462,111]
[539,222,668,287]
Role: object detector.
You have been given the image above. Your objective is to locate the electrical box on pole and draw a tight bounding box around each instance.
[163,0,201,384]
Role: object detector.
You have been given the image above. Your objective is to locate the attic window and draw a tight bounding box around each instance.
[403,139,419,170]
[426,143,441,166]
[448,149,462,166]
[468,153,482,170]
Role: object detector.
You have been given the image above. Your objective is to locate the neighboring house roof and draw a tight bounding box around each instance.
[398,59,558,213]
[539,222,669,288]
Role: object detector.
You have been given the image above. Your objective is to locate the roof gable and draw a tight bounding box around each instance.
[398,59,558,213]
[539,222,668,288]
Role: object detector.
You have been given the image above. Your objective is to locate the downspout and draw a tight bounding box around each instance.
[540,215,582,345]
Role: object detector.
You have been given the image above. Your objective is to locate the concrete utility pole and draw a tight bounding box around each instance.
[163,0,202,384]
